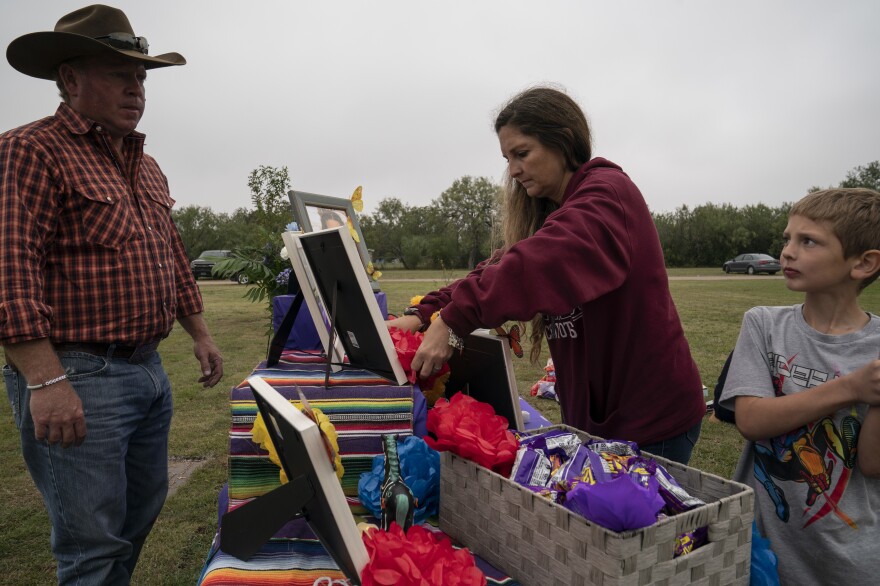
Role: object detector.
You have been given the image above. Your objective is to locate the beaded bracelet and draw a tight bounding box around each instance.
[447,330,465,351]
[26,373,68,391]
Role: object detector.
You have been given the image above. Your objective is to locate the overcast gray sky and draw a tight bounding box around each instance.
[2,1,878,217]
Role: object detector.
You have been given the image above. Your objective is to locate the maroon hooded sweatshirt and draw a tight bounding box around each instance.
[417,158,704,445]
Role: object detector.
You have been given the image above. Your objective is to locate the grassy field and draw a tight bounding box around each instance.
[2,272,878,584]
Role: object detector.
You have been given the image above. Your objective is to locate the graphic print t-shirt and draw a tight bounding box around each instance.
[720,305,880,585]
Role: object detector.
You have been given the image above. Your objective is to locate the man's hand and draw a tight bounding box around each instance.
[410,316,455,379]
[194,336,223,387]
[177,313,224,388]
[30,382,86,448]
[3,339,87,447]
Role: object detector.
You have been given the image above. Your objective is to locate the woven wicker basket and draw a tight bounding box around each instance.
[440,425,754,586]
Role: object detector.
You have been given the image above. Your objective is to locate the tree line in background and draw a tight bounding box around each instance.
[173,161,879,270]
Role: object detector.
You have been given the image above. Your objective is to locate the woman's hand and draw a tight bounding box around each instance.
[411,316,456,379]
[385,314,423,333]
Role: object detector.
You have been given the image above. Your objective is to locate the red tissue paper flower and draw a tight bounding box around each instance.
[426,393,518,477]
[388,327,450,405]
[362,523,486,586]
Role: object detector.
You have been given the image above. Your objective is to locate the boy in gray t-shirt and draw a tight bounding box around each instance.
[720,188,880,585]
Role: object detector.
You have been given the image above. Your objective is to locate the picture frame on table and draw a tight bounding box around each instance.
[285,226,407,386]
[281,230,346,372]
[220,375,369,583]
[288,190,373,277]
[445,329,524,430]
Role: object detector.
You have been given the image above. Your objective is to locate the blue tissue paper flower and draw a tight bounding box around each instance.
[358,435,440,523]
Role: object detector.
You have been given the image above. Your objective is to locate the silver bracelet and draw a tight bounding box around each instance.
[26,373,68,391]
[447,330,465,351]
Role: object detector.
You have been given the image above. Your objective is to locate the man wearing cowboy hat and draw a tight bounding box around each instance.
[1,5,223,584]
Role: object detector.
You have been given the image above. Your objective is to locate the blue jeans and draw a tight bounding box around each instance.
[640,420,702,466]
[4,350,173,585]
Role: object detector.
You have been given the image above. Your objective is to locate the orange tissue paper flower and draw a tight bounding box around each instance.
[361,523,486,586]
[425,393,518,477]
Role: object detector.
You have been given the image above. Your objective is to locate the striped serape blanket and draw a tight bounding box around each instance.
[199,351,518,585]
[228,360,417,515]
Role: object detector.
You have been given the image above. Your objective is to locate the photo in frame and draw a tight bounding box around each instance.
[288,190,375,292]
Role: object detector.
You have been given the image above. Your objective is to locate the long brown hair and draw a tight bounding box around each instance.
[493,87,593,361]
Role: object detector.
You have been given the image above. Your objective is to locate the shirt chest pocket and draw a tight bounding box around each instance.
[72,181,136,250]
[141,187,176,235]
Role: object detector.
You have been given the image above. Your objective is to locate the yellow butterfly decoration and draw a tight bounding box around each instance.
[351,185,364,213]
[348,185,363,243]
[367,262,382,282]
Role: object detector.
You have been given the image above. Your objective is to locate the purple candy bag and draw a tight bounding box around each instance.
[563,475,663,532]
[584,439,640,457]
[653,462,705,514]
[519,430,582,461]
[510,447,552,486]
[522,483,566,504]
[674,526,709,557]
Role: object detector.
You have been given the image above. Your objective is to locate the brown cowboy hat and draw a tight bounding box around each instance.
[6,4,185,81]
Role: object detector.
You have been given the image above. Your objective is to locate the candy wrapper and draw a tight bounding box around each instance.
[674,526,708,557]
[549,445,602,486]
[563,475,664,532]
[426,393,518,477]
[510,447,553,487]
[511,430,709,555]
[518,429,582,461]
[585,438,640,457]
[358,436,441,524]
[522,484,566,504]
[654,462,706,514]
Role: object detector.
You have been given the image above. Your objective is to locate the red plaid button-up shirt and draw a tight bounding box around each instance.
[0,103,203,345]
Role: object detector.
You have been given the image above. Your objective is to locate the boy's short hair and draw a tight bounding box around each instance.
[790,188,880,289]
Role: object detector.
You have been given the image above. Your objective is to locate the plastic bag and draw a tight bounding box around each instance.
[751,520,779,586]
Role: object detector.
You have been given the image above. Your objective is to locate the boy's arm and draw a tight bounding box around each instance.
[735,379,857,440]
[736,356,880,441]
[857,406,880,477]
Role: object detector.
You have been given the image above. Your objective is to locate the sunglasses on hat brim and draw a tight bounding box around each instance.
[93,32,149,55]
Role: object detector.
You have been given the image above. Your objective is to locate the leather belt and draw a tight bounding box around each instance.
[54,340,160,364]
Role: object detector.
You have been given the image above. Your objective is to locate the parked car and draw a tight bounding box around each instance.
[722,253,781,275]
[190,250,249,284]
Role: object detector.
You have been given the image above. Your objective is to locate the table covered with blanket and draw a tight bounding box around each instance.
[198,349,518,585]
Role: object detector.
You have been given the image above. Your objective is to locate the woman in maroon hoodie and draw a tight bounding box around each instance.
[391,87,705,464]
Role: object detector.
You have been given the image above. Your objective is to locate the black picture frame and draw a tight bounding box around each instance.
[444,329,524,430]
[288,226,407,386]
[281,230,346,370]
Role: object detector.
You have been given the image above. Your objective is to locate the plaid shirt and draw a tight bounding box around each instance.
[0,103,203,345]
